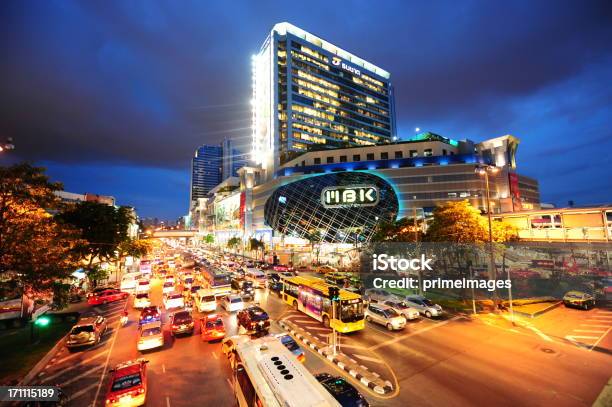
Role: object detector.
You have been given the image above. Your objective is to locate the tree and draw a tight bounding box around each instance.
[227,237,240,252]
[248,237,265,260]
[424,200,517,243]
[203,234,214,244]
[57,201,133,282]
[0,163,82,292]
[372,217,424,242]
[304,230,322,265]
[425,201,490,243]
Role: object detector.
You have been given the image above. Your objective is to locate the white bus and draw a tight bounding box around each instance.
[120,272,141,293]
[195,289,217,313]
[232,336,341,407]
[244,268,267,288]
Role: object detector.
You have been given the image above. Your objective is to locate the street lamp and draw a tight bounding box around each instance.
[475,164,500,307]
[0,137,15,152]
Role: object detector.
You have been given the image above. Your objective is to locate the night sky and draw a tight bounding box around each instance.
[1,1,611,219]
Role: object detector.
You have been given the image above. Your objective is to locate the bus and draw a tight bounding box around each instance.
[282,276,364,333]
[201,267,231,297]
[232,336,341,407]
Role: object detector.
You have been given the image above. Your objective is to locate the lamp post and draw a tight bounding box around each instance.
[475,164,500,307]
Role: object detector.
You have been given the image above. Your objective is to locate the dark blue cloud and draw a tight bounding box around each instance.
[1,0,611,218]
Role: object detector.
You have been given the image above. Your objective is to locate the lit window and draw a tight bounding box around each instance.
[424,149,433,157]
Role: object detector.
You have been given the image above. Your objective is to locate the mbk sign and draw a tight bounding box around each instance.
[321,186,379,208]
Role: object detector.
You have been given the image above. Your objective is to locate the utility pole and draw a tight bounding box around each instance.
[476,164,500,308]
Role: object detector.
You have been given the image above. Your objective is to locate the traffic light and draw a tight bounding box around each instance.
[34,316,51,327]
[329,287,340,302]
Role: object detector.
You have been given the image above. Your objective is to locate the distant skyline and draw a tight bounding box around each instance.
[2,1,611,218]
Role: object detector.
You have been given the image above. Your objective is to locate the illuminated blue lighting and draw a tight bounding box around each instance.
[368,165,376,170]
[278,196,287,204]
[390,163,400,169]
[414,161,423,167]
[439,159,448,165]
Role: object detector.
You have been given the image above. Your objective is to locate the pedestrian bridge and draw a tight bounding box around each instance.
[151,230,198,238]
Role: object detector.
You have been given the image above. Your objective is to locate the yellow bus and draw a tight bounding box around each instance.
[282,276,364,333]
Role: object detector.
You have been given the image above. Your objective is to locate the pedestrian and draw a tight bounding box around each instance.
[120,310,128,326]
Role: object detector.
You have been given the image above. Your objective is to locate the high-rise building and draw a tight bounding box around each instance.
[190,145,222,202]
[252,22,396,179]
[222,138,249,180]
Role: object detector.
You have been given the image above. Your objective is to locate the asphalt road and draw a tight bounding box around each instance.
[30,264,612,407]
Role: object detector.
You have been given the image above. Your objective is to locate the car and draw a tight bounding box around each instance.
[314,265,337,274]
[137,321,164,351]
[365,303,406,331]
[271,264,290,272]
[382,299,420,320]
[237,305,270,334]
[139,306,161,326]
[105,359,148,406]
[275,333,305,363]
[169,310,194,336]
[87,288,128,306]
[295,265,310,273]
[403,295,444,318]
[563,290,595,310]
[315,373,369,407]
[162,281,175,294]
[200,314,226,342]
[133,293,151,309]
[164,275,175,284]
[163,292,185,310]
[66,316,107,349]
[222,294,245,312]
[363,288,392,303]
[231,278,254,298]
[268,280,283,295]
[135,280,150,293]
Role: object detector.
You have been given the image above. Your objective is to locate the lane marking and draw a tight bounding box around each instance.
[212,352,219,359]
[573,329,606,333]
[166,396,171,407]
[369,316,459,351]
[587,316,612,320]
[579,324,609,328]
[54,349,109,368]
[226,378,233,389]
[162,364,166,373]
[65,382,99,403]
[305,326,331,332]
[58,364,105,387]
[526,326,553,342]
[91,312,123,406]
[568,335,599,339]
[589,326,612,352]
[353,354,384,364]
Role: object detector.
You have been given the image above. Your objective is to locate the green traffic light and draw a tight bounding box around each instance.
[34,316,51,327]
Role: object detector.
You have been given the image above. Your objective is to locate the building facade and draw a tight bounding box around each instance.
[252,22,396,180]
[190,145,222,203]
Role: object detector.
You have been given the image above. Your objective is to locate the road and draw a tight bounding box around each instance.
[30,264,612,407]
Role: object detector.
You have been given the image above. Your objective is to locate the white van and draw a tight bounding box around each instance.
[195,289,217,313]
[244,268,267,288]
[120,272,141,293]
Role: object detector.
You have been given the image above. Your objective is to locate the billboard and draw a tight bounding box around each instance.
[214,193,241,229]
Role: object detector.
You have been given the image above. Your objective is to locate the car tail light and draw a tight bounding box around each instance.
[297,354,305,363]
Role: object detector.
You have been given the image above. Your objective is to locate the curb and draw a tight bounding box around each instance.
[513,301,562,319]
[593,376,612,407]
[278,320,393,395]
[19,330,68,386]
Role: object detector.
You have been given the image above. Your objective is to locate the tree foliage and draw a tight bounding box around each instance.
[372,217,424,242]
[0,163,82,292]
[227,237,241,250]
[425,200,517,243]
[57,201,134,266]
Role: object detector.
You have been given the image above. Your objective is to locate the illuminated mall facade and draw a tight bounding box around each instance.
[190,23,541,261]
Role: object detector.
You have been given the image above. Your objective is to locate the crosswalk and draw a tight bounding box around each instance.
[565,308,612,350]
